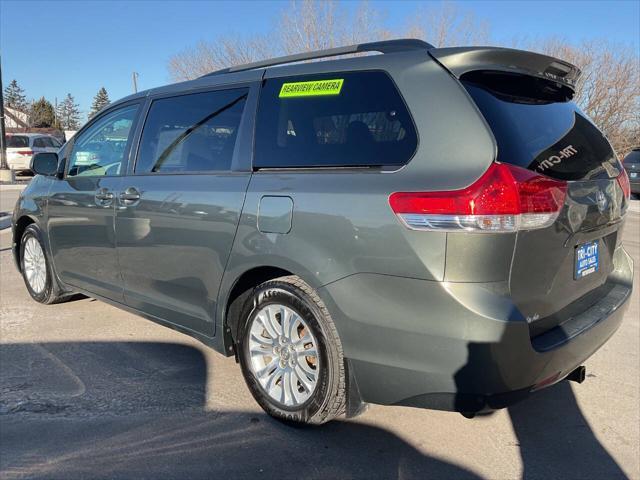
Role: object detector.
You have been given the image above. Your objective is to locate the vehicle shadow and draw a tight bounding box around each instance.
[508,382,626,480]
[455,341,627,480]
[1,341,626,479]
[0,341,481,480]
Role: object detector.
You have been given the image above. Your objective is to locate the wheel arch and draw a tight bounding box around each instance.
[222,266,293,351]
[12,215,37,272]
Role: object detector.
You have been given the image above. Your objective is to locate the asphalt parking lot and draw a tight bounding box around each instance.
[0,185,638,480]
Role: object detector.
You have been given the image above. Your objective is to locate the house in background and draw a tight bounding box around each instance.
[5,106,69,143]
[5,106,29,129]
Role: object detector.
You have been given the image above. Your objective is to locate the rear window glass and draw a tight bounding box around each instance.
[7,136,29,148]
[462,73,618,181]
[254,71,417,169]
[136,88,248,174]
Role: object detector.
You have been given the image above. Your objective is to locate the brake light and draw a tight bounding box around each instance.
[617,169,631,200]
[389,163,567,232]
[16,150,33,156]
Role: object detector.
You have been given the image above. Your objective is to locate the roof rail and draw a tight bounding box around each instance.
[202,39,433,77]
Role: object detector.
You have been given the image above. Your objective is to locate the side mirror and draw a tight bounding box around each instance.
[30,152,59,177]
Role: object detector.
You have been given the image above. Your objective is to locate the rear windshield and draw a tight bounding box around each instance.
[254,71,417,169]
[462,72,619,181]
[7,136,29,148]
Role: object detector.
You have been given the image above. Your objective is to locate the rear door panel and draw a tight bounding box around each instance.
[116,83,259,336]
[116,174,251,334]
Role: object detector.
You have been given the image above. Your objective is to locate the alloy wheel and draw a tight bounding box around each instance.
[23,236,47,294]
[248,304,320,407]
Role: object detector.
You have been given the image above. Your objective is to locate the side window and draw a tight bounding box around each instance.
[136,88,248,174]
[33,138,46,148]
[254,71,417,168]
[67,105,138,177]
[39,137,55,148]
[7,136,29,148]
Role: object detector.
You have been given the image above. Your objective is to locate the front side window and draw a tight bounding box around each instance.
[135,88,248,174]
[254,71,417,168]
[67,105,138,177]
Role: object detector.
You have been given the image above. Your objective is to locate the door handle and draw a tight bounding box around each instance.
[119,187,141,206]
[95,188,114,205]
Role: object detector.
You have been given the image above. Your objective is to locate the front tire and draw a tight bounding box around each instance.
[20,224,70,304]
[238,276,346,425]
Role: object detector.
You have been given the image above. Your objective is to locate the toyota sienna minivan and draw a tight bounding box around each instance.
[12,39,633,425]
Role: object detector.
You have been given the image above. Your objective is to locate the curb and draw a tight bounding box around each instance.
[0,184,28,191]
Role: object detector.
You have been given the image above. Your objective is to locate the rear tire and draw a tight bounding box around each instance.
[20,224,72,305]
[238,275,346,425]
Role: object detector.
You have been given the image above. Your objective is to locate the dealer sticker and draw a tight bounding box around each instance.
[279,79,344,98]
[575,240,599,279]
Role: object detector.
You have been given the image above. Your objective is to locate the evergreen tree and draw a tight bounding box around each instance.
[57,93,82,130]
[4,79,28,112]
[89,87,110,118]
[29,97,56,128]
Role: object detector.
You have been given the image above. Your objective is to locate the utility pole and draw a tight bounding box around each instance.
[0,55,15,182]
[132,72,139,94]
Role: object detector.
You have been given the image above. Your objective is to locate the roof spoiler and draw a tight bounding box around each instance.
[429,46,581,90]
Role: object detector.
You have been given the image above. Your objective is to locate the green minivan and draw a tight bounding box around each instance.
[13,40,633,424]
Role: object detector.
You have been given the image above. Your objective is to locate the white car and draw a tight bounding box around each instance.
[6,133,63,173]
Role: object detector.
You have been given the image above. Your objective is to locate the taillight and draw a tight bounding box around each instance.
[16,150,33,156]
[389,163,567,233]
[617,169,631,201]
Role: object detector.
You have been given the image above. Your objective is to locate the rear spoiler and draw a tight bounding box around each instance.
[429,46,581,90]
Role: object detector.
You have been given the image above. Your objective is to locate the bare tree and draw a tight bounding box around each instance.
[167,1,638,157]
[279,0,390,54]
[405,2,490,47]
[168,36,275,80]
[533,38,640,158]
[168,0,391,81]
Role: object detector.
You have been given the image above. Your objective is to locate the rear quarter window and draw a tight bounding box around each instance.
[254,71,417,169]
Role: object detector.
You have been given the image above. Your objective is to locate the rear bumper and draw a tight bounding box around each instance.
[7,155,32,171]
[319,246,633,412]
[629,180,640,194]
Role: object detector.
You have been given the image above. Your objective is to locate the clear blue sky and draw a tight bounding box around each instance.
[2,0,638,120]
